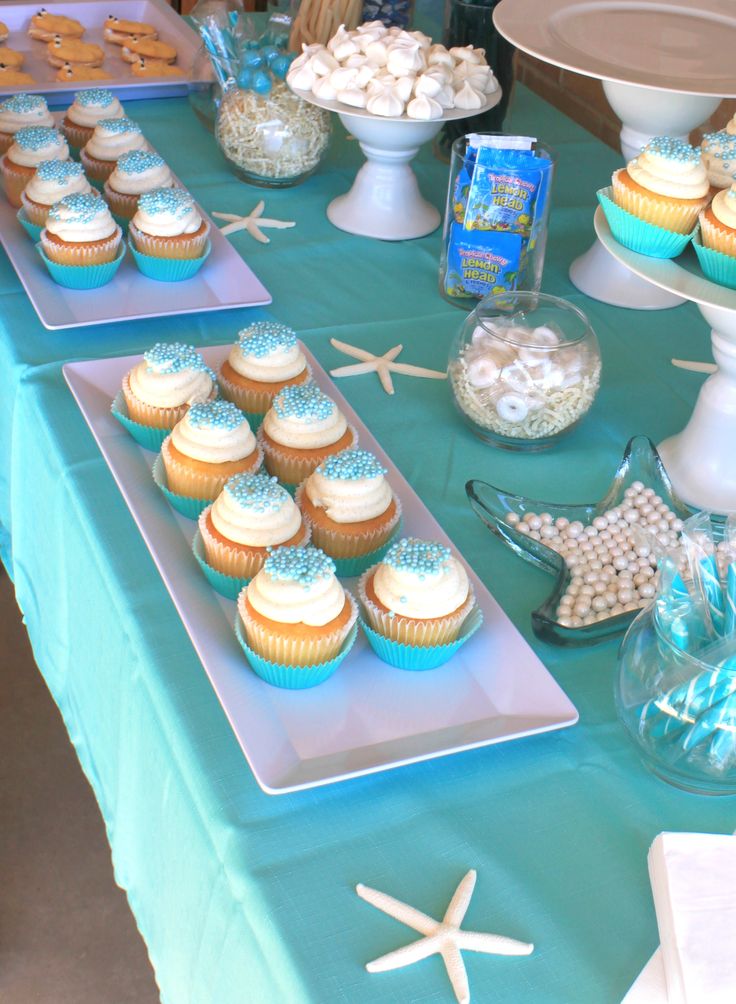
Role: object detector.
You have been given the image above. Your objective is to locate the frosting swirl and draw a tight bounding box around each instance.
[210,473,302,546]
[45,192,116,242]
[711,185,736,230]
[228,321,307,383]
[128,342,214,409]
[305,448,392,523]
[132,187,203,237]
[67,89,124,128]
[170,400,255,463]
[84,117,147,161]
[0,93,54,133]
[262,384,347,449]
[8,126,69,167]
[373,537,469,619]
[245,546,346,626]
[107,150,173,195]
[25,159,92,203]
[627,137,708,200]
[701,130,736,190]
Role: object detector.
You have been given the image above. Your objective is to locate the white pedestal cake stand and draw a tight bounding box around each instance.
[294,91,501,241]
[493,0,736,309]
[596,205,736,512]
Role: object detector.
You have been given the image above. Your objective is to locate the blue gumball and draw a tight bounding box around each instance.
[245,39,260,50]
[252,70,273,95]
[269,55,291,79]
[243,49,265,68]
[260,45,280,65]
[237,67,254,89]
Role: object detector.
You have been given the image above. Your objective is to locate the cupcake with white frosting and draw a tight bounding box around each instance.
[61,88,125,150]
[40,192,121,265]
[104,150,175,221]
[80,117,148,183]
[198,473,310,586]
[161,400,262,501]
[237,545,358,673]
[129,187,209,260]
[217,321,312,423]
[296,448,401,573]
[258,383,358,488]
[121,342,217,431]
[699,183,736,259]
[0,94,54,155]
[701,118,736,192]
[358,537,477,649]
[21,158,94,226]
[1,126,70,207]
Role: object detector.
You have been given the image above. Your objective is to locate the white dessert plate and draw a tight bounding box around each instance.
[494,0,736,96]
[63,344,578,795]
[594,206,736,310]
[0,0,210,103]
[297,88,501,124]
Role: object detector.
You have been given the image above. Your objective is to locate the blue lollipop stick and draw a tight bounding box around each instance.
[681,691,736,752]
[726,563,736,635]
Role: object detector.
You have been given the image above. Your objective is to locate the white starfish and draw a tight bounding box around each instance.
[356,869,533,1004]
[212,201,296,244]
[329,337,447,396]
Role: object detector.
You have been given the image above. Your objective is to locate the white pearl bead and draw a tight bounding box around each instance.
[541,512,554,525]
[592,596,607,612]
[631,480,645,492]
[569,616,583,627]
[517,522,530,534]
[529,530,541,540]
[527,515,542,530]
[574,601,591,616]
[603,591,617,607]
[555,517,569,530]
[584,614,597,625]
[639,583,655,598]
[567,521,584,537]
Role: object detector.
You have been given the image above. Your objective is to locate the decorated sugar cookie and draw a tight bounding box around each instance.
[47,35,104,68]
[28,9,84,42]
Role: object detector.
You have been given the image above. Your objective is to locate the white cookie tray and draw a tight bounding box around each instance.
[0,0,210,103]
[63,343,578,795]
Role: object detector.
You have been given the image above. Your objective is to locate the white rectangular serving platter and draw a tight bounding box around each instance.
[0,0,210,103]
[63,344,578,794]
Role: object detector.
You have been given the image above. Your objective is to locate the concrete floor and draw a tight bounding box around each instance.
[0,569,161,1004]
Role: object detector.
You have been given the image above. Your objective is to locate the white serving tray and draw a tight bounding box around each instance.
[63,345,578,794]
[0,0,210,103]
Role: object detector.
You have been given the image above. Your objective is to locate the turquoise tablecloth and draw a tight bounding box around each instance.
[2,78,734,1004]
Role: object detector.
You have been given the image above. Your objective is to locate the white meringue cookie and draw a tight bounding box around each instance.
[365,40,389,65]
[453,61,489,84]
[435,84,456,109]
[453,80,484,110]
[406,93,443,120]
[450,44,485,64]
[357,20,387,36]
[312,74,339,100]
[289,43,323,71]
[392,75,414,103]
[328,25,359,60]
[287,62,317,91]
[413,71,444,98]
[407,30,431,49]
[338,86,367,108]
[483,72,500,94]
[330,66,358,90]
[344,52,368,68]
[386,44,425,77]
[366,89,405,117]
[428,44,454,68]
[354,64,376,88]
[311,50,338,76]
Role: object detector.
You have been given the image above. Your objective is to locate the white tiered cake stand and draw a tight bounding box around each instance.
[596,206,736,512]
[494,0,736,309]
[294,91,501,241]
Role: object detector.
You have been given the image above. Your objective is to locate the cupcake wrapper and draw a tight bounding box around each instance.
[611,170,706,234]
[258,424,359,486]
[358,567,476,647]
[20,192,50,227]
[692,230,736,290]
[235,614,358,689]
[111,390,169,451]
[129,219,211,260]
[360,605,483,670]
[331,528,402,578]
[161,435,263,500]
[295,482,403,564]
[598,187,694,259]
[61,121,93,151]
[17,207,43,242]
[40,225,122,266]
[237,590,358,667]
[192,530,251,600]
[698,211,736,258]
[36,239,125,289]
[198,504,311,581]
[121,373,217,431]
[128,236,211,281]
[217,363,313,419]
[1,156,33,207]
[79,149,117,184]
[152,453,210,519]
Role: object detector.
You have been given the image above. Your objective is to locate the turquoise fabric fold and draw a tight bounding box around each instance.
[0,70,733,1004]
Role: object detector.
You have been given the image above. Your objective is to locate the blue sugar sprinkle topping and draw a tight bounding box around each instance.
[98,116,141,136]
[143,342,208,376]
[36,158,83,183]
[48,192,107,224]
[224,473,289,512]
[384,537,452,577]
[263,545,335,586]
[187,399,245,432]
[273,384,335,422]
[138,187,194,219]
[238,321,297,358]
[316,448,386,481]
[15,126,63,151]
[116,150,165,175]
[0,93,47,114]
[75,88,114,107]
[643,136,700,164]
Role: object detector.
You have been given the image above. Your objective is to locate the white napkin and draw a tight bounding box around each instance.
[648,832,736,1004]
[621,949,668,1004]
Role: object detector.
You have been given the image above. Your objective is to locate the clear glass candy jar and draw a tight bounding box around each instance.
[448,291,601,449]
[215,80,331,188]
[615,605,736,795]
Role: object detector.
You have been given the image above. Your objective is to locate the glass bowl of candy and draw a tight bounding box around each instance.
[449,291,601,449]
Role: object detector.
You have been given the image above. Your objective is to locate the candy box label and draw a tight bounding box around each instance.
[444,223,522,299]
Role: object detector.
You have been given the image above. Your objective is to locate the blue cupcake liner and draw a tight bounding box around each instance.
[17,207,42,242]
[110,391,170,452]
[234,615,358,689]
[128,236,211,282]
[152,454,211,520]
[692,230,736,290]
[192,530,251,600]
[360,606,484,670]
[597,187,694,259]
[36,239,125,289]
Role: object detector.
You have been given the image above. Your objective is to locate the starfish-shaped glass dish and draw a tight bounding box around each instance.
[466,436,696,647]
